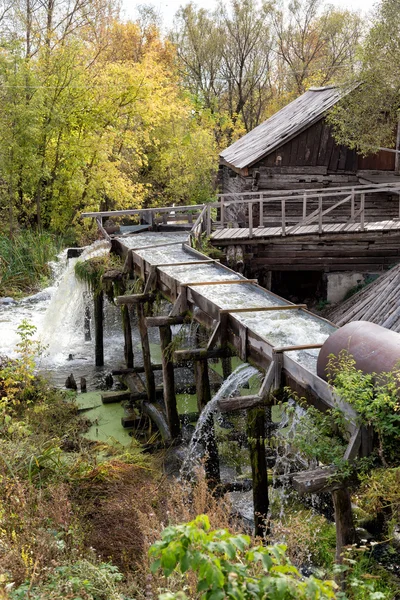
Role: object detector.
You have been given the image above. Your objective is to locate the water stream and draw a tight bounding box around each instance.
[0,240,128,388]
[180,363,259,480]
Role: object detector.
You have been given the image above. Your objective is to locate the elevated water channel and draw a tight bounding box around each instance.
[118,231,336,373]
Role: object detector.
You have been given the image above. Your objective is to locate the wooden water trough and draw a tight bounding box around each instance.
[81,207,376,554]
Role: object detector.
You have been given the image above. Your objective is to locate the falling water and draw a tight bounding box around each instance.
[272,399,310,519]
[180,363,259,480]
[39,240,112,366]
[0,239,128,387]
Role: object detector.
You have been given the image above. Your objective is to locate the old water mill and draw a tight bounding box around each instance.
[1,193,400,564]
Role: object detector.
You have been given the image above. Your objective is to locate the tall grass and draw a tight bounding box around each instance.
[0,230,66,297]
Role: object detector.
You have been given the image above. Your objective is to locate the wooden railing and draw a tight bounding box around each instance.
[216,182,400,237]
[82,204,206,240]
[189,204,212,246]
[82,181,400,242]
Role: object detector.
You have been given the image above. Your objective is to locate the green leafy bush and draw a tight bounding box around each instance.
[149,514,339,599]
[327,351,400,466]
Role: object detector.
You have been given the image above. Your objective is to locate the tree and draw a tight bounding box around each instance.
[171,0,275,133]
[328,0,400,157]
[272,0,363,95]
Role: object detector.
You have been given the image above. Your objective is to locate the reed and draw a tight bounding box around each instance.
[0,230,65,297]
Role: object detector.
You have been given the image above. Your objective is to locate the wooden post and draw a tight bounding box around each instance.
[222,357,232,380]
[249,201,253,238]
[121,305,134,368]
[160,325,180,439]
[220,197,225,227]
[206,205,212,236]
[247,407,269,537]
[318,196,323,234]
[351,188,355,220]
[84,305,91,341]
[360,193,365,231]
[94,290,104,367]
[395,120,400,174]
[137,302,156,402]
[332,488,356,563]
[195,358,221,489]
[302,192,307,219]
[264,271,272,291]
[259,195,263,227]
[281,198,286,236]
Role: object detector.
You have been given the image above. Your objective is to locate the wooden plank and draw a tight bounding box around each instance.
[218,394,267,412]
[115,293,155,306]
[273,343,324,353]
[291,466,339,494]
[156,259,215,268]
[146,316,186,327]
[101,390,131,404]
[173,347,236,362]
[220,304,307,314]
[181,279,257,287]
[343,427,362,461]
[131,241,185,251]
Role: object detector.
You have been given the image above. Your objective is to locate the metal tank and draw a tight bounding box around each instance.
[317,321,400,381]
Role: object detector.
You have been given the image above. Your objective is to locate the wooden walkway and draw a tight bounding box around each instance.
[211,218,400,242]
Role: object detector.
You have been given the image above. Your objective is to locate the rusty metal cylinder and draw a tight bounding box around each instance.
[317,321,400,381]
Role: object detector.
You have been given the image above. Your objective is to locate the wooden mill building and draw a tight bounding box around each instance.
[216,86,400,304]
[219,85,400,194]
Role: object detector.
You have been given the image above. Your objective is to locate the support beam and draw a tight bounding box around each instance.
[173,347,236,362]
[160,324,180,439]
[146,315,186,328]
[332,488,356,563]
[112,364,162,375]
[94,291,104,367]
[144,267,157,294]
[115,293,155,306]
[121,304,134,368]
[218,394,267,413]
[247,407,269,538]
[170,289,188,316]
[221,357,232,380]
[137,303,156,402]
[291,466,339,495]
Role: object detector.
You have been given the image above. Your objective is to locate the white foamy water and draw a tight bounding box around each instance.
[0,240,130,386]
[134,241,335,373]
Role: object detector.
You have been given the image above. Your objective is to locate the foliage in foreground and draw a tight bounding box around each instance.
[150,514,339,599]
[327,351,400,468]
[0,323,397,599]
[150,515,394,599]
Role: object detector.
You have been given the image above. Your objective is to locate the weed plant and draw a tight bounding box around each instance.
[0,231,66,297]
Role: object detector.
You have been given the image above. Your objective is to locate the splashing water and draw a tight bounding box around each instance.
[272,400,310,519]
[180,363,259,480]
[0,240,126,386]
[39,240,112,366]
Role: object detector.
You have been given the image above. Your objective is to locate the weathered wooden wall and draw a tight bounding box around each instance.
[213,231,400,273]
[219,117,397,194]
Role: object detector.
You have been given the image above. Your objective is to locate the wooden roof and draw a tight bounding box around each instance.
[220,86,346,170]
[329,264,400,333]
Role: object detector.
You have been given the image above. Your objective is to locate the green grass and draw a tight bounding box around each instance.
[0,230,66,297]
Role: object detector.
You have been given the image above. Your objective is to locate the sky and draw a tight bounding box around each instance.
[121,0,379,30]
